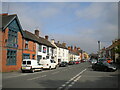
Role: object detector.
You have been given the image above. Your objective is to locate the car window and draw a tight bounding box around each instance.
[22,61,26,64]
[27,61,31,65]
[50,60,54,63]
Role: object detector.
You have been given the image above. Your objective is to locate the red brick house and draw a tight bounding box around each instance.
[0,14,24,72]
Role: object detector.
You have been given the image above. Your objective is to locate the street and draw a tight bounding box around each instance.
[2,62,119,89]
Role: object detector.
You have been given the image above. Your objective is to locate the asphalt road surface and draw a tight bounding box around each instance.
[2,62,119,90]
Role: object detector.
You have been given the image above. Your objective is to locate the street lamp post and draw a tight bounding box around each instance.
[98,41,100,58]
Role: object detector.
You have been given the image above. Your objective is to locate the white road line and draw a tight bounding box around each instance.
[27,75,46,80]
[57,68,86,90]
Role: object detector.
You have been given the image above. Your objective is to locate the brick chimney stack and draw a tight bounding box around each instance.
[35,30,39,37]
[71,46,73,51]
[68,46,71,50]
[45,35,48,40]
[74,46,77,50]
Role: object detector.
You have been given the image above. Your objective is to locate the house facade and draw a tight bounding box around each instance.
[22,30,37,60]
[34,30,55,63]
[0,14,24,72]
[51,40,69,63]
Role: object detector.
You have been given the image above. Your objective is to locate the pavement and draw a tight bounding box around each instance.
[1,62,120,90]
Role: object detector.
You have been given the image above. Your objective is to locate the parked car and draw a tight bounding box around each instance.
[81,59,86,63]
[75,61,80,64]
[92,61,117,72]
[59,61,68,67]
[39,59,57,70]
[68,61,75,65]
[106,58,113,64]
[98,58,113,64]
[91,59,97,64]
[21,59,43,73]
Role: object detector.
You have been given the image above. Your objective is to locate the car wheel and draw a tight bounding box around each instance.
[104,68,108,72]
[31,69,35,73]
[49,66,51,70]
[22,70,25,73]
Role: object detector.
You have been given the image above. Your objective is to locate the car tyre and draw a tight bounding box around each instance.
[22,70,25,73]
[49,66,51,70]
[31,69,35,73]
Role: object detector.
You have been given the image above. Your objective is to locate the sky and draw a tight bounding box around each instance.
[2,2,118,54]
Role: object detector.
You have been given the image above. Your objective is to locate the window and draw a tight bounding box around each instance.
[25,40,29,49]
[23,54,30,59]
[46,56,49,59]
[43,47,46,53]
[27,61,31,65]
[7,49,17,65]
[22,61,26,64]
[7,20,19,48]
[47,47,49,54]
[32,54,35,59]
[38,44,42,52]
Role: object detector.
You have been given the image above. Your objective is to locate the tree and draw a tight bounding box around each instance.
[115,45,120,54]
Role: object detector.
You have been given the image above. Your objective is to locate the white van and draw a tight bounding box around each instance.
[21,59,43,73]
[39,59,57,70]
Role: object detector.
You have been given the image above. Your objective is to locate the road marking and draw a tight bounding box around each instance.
[57,68,86,90]
[27,75,46,80]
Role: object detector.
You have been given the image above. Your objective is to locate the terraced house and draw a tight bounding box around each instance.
[51,40,69,63]
[0,13,24,72]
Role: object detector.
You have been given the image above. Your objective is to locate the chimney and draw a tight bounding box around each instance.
[45,35,48,40]
[35,30,39,37]
[51,39,55,44]
[71,46,73,51]
[57,41,60,44]
[77,47,80,50]
[74,46,77,50]
[0,13,8,16]
[68,46,71,50]
[62,42,66,47]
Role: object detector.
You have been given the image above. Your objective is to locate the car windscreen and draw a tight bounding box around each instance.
[22,61,26,64]
[27,61,31,65]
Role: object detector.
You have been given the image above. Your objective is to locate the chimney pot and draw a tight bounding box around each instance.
[45,35,48,40]
[35,30,39,36]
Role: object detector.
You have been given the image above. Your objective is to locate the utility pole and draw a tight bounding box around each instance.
[98,41,100,58]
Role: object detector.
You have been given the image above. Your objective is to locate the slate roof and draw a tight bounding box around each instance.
[1,14,24,36]
[23,30,55,48]
[69,51,79,55]
[55,42,68,49]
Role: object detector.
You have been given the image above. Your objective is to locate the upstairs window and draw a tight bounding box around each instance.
[7,19,19,48]
[25,40,29,49]
[43,47,46,53]
[47,47,49,54]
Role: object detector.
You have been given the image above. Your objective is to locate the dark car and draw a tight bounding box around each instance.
[59,62,68,67]
[92,61,117,72]
[68,61,75,65]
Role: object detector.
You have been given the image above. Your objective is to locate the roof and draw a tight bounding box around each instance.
[23,30,55,48]
[55,42,68,49]
[1,14,24,36]
[69,51,79,55]
[106,39,120,50]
